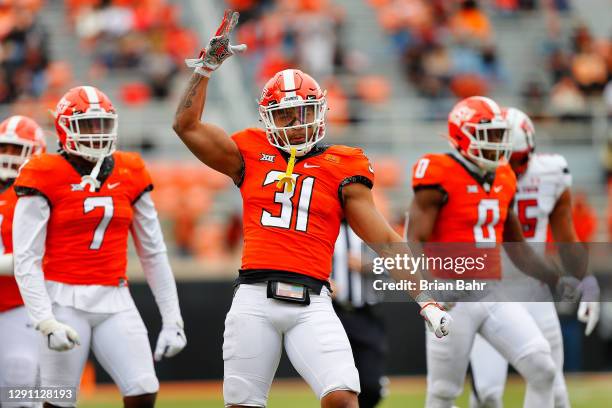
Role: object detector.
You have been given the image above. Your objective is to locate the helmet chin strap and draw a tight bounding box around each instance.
[453,149,488,176]
[80,155,104,192]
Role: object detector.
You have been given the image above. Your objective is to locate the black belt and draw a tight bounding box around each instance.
[235,269,331,295]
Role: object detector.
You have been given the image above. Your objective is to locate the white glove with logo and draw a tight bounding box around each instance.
[185,9,247,77]
[420,303,452,338]
[37,318,81,351]
[154,320,187,361]
[577,276,600,336]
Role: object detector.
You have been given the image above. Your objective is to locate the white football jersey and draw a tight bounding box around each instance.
[500,153,572,301]
[513,153,572,243]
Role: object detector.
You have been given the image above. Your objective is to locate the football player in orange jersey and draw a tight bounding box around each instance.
[469,107,599,408]
[0,115,46,407]
[13,86,186,408]
[174,9,450,408]
[407,96,569,408]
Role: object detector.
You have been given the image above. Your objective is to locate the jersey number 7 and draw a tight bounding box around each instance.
[84,197,114,250]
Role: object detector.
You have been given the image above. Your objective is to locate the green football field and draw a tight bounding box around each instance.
[78,374,611,407]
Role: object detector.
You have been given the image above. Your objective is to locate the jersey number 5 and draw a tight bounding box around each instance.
[261,170,314,232]
[84,197,114,250]
[517,199,538,238]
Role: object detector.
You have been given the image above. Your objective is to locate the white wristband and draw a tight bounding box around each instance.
[195,66,212,77]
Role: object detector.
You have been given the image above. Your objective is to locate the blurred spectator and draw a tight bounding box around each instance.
[549,76,588,119]
[141,48,177,99]
[571,42,608,95]
[71,0,197,100]
[0,4,49,104]
[293,5,338,79]
[236,0,347,84]
[449,0,492,45]
[378,0,505,99]
[542,21,611,117]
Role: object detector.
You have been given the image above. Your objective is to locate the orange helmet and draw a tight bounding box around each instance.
[0,115,46,179]
[54,86,117,161]
[448,96,511,171]
[258,69,327,156]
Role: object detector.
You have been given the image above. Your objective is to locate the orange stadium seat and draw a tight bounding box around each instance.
[193,221,230,262]
[357,75,392,105]
[367,0,391,9]
[372,157,403,188]
[120,82,151,106]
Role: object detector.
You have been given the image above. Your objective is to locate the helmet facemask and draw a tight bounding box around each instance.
[461,120,511,171]
[259,97,327,157]
[59,109,117,162]
[0,141,34,179]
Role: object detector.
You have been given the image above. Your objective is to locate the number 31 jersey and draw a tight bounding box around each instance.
[14,152,152,286]
[232,128,374,282]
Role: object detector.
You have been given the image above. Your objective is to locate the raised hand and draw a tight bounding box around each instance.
[185,9,247,77]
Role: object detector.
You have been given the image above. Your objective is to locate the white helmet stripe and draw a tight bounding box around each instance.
[82,86,100,106]
[473,96,502,116]
[282,70,297,98]
[6,116,22,136]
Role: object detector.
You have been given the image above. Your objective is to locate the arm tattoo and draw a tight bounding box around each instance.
[177,74,203,114]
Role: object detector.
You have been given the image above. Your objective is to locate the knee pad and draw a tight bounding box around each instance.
[121,374,159,397]
[515,351,556,388]
[223,375,265,407]
[1,355,38,386]
[320,365,361,398]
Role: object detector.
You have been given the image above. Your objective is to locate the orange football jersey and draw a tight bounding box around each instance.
[0,184,22,312]
[232,128,374,282]
[412,153,516,279]
[14,151,152,286]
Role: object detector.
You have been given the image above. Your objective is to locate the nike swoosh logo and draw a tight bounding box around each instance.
[107,182,121,190]
[304,163,319,168]
[493,185,503,193]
